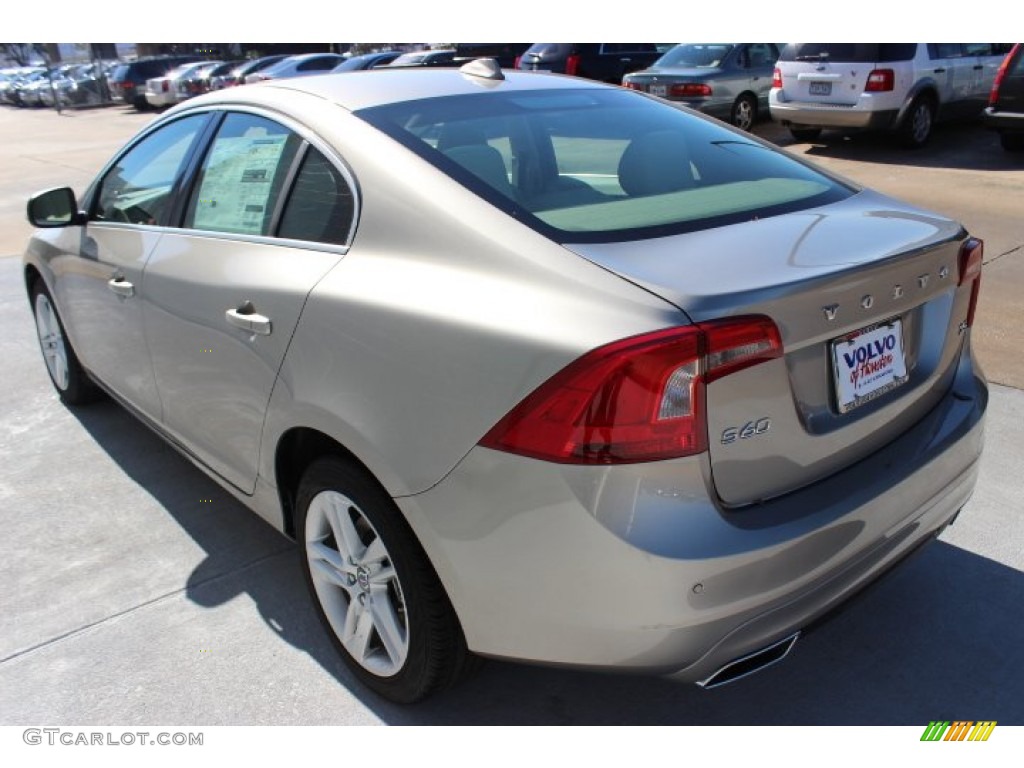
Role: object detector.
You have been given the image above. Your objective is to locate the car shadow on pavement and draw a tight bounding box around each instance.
[70,400,1024,725]
[762,120,1024,173]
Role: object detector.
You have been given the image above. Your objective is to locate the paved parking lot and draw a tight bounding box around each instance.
[1,104,1022,725]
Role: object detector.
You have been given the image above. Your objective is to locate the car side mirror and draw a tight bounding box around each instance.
[27,187,87,228]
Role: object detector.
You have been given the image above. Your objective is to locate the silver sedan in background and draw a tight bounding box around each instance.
[23,61,987,703]
[623,43,781,130]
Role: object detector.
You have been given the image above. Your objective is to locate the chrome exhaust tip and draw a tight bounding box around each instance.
[697,632,800,689]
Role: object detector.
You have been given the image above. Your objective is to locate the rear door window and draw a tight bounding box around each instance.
[184,113,301,236]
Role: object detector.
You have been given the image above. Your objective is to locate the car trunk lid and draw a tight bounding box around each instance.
[563,190,975,506]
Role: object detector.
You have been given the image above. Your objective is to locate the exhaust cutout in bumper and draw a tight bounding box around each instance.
[697,632,800,689]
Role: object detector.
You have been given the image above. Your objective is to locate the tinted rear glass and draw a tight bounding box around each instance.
[523,43,574,59]
[781,44,917,63]
[357,88,851,244]
[657,44,734,68]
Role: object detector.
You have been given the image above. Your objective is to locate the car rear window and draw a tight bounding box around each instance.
[357,88,851,243]
[657,44,734,68]
[780,44,917,63]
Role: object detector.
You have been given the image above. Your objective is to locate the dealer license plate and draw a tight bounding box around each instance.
[809,81,832,96]
[831,319,908,414]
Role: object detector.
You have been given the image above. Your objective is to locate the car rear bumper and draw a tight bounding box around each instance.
[770,96,898,130]
[983,106,1024,134]
[145,90,178,107]
[396,341,987,677]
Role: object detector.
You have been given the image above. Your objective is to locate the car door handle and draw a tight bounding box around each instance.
[973,65,984,70]
[225,302,272,335]
[933,68,946,74]
[107,276,135,297]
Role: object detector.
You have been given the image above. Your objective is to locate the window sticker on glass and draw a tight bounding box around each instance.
[192,134,289,235]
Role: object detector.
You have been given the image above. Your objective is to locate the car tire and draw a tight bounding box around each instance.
[730,94,757,132]
[1000,132,1024,152]
[789,127,822,142]
[296,456,477,703]
[899,96,935,149]
[31,280,100,405]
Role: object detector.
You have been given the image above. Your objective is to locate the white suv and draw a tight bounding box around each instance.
[770,43,1014,147]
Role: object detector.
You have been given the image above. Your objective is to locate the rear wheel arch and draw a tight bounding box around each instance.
[275,426,376,538]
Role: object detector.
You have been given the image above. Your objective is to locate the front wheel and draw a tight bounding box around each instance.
[730,94,757,132]
[31,281,100,405]
[297,457,476,703]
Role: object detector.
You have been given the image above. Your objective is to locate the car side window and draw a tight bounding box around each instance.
[297,57,337,72]
[746,44,777,69]
[276,147,355,245]
[930,44,963,59]
[184,113,301,236]
[94,114,207,225]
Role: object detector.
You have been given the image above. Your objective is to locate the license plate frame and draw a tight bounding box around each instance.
[809,81,832,96]
[831,319,909,414]
[649,84,667,97]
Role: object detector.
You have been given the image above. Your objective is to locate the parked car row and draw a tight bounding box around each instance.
[1,62,119,108]
[7,44,1022,150]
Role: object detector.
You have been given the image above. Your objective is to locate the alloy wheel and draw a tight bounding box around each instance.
[305,489,409,676]
[34,292,69,391]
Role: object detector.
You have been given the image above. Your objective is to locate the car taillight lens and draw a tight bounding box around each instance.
[772,68,782,88]
[958,237,984,327]
[480,317,782,464]
[162,81,169,92]
[865,69,894,92]
[623,80,641,90]
[989,44,1019,105]
[565,54,580,76]
[670,83,712,97]
[513,55,521,69]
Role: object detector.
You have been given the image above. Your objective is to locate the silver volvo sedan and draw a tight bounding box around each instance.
[23,60,987,703]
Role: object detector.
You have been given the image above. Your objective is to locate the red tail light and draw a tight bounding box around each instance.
[772,68,782,89]
[865,69,894,92]
[989,44,1019,105]
[670,83,712,98]
[513,55,521,69]
[480,317,782,464]
[958,237,984,327]
[623,81,642,90]
[161,80,169,92]
[565,54,580,76]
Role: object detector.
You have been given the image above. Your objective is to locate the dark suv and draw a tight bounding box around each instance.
[109,56,197,110]
[515,43,670,83]
[984,43,1024,151]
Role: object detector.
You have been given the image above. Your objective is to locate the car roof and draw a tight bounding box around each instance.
[181,67,609,113]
